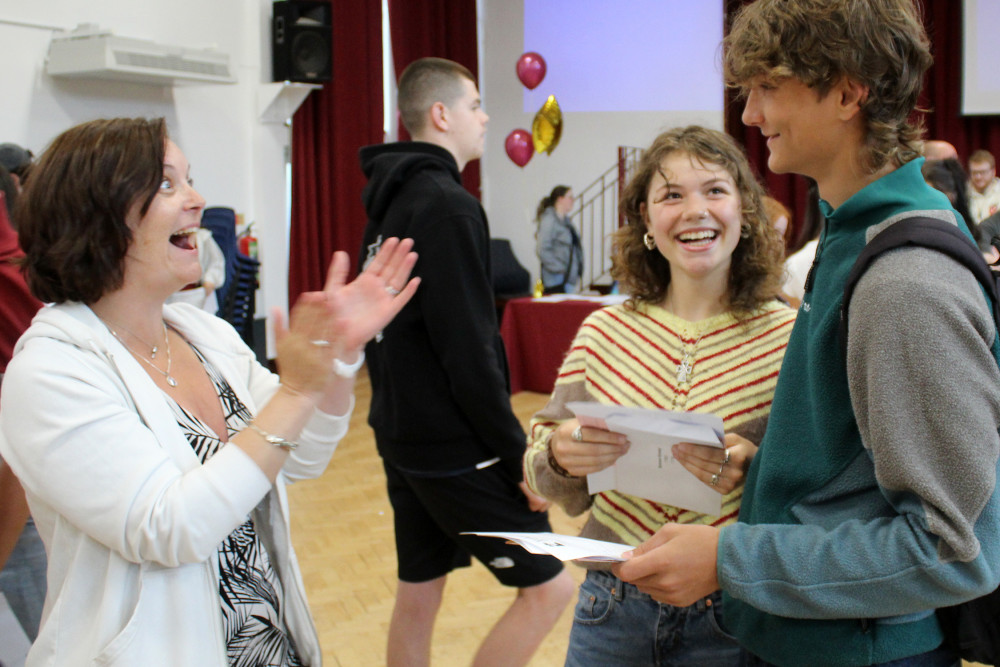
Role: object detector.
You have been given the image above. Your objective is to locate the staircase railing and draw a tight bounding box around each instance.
[568,145,644,291]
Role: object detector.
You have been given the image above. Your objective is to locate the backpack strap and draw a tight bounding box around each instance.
[839,217,1000,664]
[839,216,1000,359]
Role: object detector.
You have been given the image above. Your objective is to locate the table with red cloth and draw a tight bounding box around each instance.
[500,296,624,395]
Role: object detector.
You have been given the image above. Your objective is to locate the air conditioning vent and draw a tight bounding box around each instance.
[112,50,232,78]
[47,27,235,86]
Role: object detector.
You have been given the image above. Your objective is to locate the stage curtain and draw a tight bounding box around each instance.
[387,0,481,199]
[288,0,382,304]
[724,0,1000,251]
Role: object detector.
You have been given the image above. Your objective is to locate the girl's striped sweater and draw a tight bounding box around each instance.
[524,299,796,550]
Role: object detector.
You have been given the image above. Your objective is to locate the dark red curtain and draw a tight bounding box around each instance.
[724,0,1000,252]
[288,0,382,304]
[387,0,481,199]
[919,2,1000,163]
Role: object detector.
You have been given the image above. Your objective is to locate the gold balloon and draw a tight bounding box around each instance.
[532,95,562,155]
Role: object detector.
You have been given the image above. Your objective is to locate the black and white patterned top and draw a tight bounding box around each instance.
[165,346,303,667]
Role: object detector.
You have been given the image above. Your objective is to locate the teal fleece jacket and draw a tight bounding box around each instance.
[719,158,1000,666]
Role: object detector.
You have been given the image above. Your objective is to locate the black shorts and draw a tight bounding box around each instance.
[383,460,564,587]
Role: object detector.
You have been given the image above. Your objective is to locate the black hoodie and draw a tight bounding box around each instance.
[358,141,526,481]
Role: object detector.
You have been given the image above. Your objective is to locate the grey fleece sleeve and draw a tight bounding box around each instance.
[848,246,1000,564]
[718,247,1000,620]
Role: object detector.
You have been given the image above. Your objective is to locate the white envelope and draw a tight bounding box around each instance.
[567,402,725,515]
[463,531,631,562]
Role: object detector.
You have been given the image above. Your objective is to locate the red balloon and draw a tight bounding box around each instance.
[505,129,533,167]
[516,52,547,90]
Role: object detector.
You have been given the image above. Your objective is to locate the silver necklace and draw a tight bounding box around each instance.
[110,322,159,358]
[676,332,705,384]
[107,320,177,387]
[665,295,705,384]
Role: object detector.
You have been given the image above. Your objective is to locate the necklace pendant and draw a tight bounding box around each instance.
[677,358,692,384]
[166,375,178,387]
[150,346,158,359]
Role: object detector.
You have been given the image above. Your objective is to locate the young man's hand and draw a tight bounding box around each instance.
[613,524,720,606]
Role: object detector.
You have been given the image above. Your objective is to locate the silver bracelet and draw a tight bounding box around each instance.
[246,421,298,451]
[333,350,365,378]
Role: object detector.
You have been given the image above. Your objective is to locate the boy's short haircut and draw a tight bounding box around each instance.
[723,0,932,174]
[397,57,476,136]
[970,149,996,169]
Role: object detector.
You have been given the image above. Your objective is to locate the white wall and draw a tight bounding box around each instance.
[478,0,724,285]
[0,1,293,353]
[1,0,725,335]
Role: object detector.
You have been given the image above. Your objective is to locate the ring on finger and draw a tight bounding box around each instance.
[572,426,584,442]
[711,473,720,487]
[723,447,731,466]
[385,285,401,296]
[310,339,332,347]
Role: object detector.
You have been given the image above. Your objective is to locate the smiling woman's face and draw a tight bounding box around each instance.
[122,140,206,298]
[641,152,742,288]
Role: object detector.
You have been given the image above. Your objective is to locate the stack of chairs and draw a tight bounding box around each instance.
[200,207,260,346]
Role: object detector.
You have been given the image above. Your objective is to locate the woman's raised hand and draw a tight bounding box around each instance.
[323,237,420,353]
[271,238,418,397]
[271,292,341,396]
[549,419,630,477]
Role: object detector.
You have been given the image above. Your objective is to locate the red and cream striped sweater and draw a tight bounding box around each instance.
[524,299,796,550]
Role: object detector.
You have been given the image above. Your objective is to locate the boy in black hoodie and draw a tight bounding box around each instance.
[358,57,574,667]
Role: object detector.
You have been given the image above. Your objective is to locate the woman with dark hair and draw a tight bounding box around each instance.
[922,158,979,243]
[0,117,419,666]
[523,126,796,665]
[919,158,1000,265]
[535,184,582,293]
[0,166,16,226]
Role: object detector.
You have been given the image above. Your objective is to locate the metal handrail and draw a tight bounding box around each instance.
[567,145,644,290]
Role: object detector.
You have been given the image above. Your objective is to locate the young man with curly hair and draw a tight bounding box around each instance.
[616,2,1000,665]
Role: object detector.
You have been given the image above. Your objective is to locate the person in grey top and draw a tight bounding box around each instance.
[535,185,582,293]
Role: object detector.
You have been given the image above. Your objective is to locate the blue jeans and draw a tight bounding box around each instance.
[564,570,740,667]
[740,643,959,667]
[0,518,47,641]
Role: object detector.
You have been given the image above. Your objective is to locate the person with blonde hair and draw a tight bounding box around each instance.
[968,148,1000,222]
[761,195,791,244]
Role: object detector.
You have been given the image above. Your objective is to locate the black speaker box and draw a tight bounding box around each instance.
[272,1,332,83]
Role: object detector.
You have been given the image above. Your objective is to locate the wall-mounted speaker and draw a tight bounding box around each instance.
[272,1,332,83]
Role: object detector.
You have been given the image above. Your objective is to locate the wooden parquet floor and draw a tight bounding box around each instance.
[288,371,987,667]
[286,369,587,666]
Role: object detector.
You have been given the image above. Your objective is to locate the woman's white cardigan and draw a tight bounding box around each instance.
[0,302,348,666]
